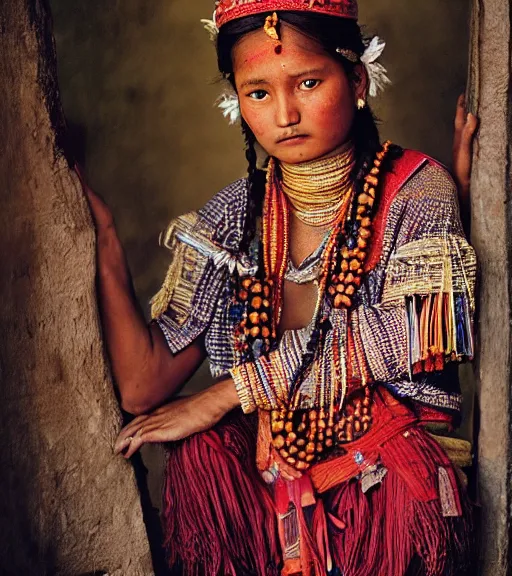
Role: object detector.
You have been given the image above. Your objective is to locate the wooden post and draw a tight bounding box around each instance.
[468,0,512,572]
[0,1,154,573]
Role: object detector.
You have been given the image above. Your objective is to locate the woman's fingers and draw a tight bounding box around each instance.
[452,94,479,197]
[121,424,180,458]
[114,414,150,454]
[272,450,302,481]
[454,94,466,133]
[462,112,479,147]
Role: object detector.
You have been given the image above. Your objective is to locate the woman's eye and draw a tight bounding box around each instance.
[300,79,320,90]
[248,90,268,101]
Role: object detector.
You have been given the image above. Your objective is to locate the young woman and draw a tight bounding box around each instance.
[83,1,478,574]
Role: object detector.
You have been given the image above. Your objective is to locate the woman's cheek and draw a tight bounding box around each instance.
[310,91,353,132]
[242,105,271,142]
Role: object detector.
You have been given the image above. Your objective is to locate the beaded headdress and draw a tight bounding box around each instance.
[214,0,358,30]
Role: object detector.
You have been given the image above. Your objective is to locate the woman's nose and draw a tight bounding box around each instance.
[275,94,300,127]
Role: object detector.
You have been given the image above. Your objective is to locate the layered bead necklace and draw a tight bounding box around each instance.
[233,141,393,470]
[280,145,356,228]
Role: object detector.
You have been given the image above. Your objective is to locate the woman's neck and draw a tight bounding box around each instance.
[279,142,356,228]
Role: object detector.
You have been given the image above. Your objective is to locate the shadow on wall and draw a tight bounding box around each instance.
[50,0,471,515]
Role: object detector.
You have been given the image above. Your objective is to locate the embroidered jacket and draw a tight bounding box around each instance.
[151,151,476,417]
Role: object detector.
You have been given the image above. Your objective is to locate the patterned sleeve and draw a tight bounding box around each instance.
[150,211,228,353]
[150,178,250,355]
[352,162,477,383]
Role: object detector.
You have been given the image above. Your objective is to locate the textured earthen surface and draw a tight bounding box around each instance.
[0,2,153,574]
[468,0,512,573]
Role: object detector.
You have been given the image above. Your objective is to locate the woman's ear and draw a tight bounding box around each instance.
[352,63,369,102]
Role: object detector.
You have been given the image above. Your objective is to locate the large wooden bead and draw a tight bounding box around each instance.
[334,294,350,308]
[286,432,297,443]
[250,326,260,338]
[272,435,285,449]
[359,228,371,240]
[239,289,248,301]
[296,461,308,471]
[306,442,316,454]
[249,312,260,324]
[251,296,263,309]
[272,420,284,433]
[350,259,360,271]
[241,278,252,289]
[345,285,355,296]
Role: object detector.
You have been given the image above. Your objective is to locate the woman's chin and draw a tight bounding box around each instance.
[272,141,348,165]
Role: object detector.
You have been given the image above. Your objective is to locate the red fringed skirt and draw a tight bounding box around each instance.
[162,391,473,576]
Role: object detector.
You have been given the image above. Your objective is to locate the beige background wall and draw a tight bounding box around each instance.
[50,0,471,508]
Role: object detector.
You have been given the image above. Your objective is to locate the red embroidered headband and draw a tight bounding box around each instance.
[214,0,358,30]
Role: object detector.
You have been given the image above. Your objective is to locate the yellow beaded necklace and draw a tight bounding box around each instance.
[280,144,356,227]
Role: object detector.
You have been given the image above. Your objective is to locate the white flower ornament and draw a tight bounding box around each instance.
[217,92,241,125]
[361,36,391,97]
[200,11,219,42]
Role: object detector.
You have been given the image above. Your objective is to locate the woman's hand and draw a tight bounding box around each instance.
[452,95,478,234]
[114,378,240,458]
[75,164,116,233]
[452,94,478,195]
[271,449,303,482]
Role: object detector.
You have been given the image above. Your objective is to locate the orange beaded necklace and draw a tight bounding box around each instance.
[233,142,393,470]
[263,141,393,470]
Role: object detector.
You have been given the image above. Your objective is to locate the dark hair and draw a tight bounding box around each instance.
[216,11,399,250]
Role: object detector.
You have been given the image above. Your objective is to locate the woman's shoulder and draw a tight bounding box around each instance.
[384,149,464,241]
[388,149,457,205]
[197,177,250,249]
[160,177,250,252]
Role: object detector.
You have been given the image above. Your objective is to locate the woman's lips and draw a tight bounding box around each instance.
[276,135,309,145]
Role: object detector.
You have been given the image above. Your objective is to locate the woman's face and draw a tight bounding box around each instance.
[232,22,366,164]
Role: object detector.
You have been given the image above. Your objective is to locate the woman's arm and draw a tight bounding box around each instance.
[79,168,207,415]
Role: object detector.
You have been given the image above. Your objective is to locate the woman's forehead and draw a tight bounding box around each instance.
[233,23,329,73]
